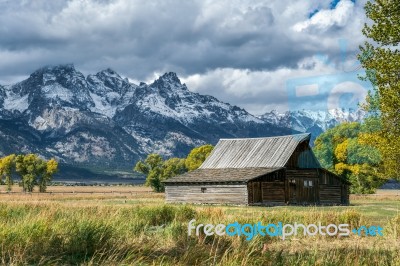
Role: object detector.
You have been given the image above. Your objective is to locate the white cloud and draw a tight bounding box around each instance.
[181,56,352,114]
[293,0,355,32]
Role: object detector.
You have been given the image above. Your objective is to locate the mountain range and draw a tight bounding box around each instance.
[259,108,365,143]
[0,64,364,176]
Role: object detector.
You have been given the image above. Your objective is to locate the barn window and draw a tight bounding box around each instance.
[201,187,207,193]
[304,180,313,187]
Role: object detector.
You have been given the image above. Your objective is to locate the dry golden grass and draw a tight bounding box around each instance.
[0,186,163,210]
[0,185,398,265]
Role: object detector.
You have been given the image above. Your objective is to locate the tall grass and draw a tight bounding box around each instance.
[0,201,398,265]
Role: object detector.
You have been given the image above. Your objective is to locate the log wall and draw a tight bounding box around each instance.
[165,184,248,205]
[165,168,349,206]
[261,181,285,203]
[318,169,349,205]
[319,185,341,204]
[319,169,342,185]
[247,181,286,205]
[247,169,286,205]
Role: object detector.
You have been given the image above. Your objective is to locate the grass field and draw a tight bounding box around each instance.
[0,185,399,265]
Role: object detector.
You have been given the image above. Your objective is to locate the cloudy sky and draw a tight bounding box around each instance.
[0,0,373,114]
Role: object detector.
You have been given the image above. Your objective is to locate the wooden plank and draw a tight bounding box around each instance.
[260,181,285,203]
[165,184,248,205]
[319,184,341,204]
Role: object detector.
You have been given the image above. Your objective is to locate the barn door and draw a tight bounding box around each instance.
[288,178,318,205]
[252,182,262,203]
[301,178,319,205]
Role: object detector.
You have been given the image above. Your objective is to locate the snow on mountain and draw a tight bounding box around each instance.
[3,88,29,112]
[0,64,290,170]
[259,108,366,142]
[133,72,261,125]
[87,68,137,118]
[114,71,284,158]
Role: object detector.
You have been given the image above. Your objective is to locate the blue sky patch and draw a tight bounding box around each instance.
[308,9,319,18]
[330,0,341,9]
[330,0,356,10]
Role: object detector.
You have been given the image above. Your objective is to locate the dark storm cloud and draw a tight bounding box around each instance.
[0,1,338,76]
[0,0,369,113]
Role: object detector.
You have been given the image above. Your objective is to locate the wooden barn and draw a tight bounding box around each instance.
[164,133,350,206]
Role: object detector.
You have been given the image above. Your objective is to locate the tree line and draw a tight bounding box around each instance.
[0,154,58,192]
[134,144,213,192]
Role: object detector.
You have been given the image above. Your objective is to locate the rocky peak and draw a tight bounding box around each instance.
[151,72,185,91]
[16,64,94,114]
[95,68,122,80]
[161,72,181,83]
[34,64,78,81]
[88,68,133,96]
[31,64,87,90]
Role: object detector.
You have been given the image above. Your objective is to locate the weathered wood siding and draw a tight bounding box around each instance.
[319,185,341,204]
[319,169,342,185]
[286,169,319,204]
[247,181,286,205]
[284,168,349,205]
[247,169,286,205]
[165,184,248,205]
[343,185,350,205]
[261,182,285,204]
[286,177,319,205]
[318,169,349,205]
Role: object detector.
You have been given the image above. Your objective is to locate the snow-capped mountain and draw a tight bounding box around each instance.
[0,64,291,170]
[259,109,366,143]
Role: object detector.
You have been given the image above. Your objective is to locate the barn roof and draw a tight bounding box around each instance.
[163,167,282,183]
[200,133,312,169]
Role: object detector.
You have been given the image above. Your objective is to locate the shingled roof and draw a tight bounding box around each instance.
[200,133,312,169]
[163,167,282,183]
[164,133,319,184]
